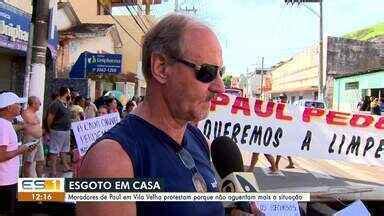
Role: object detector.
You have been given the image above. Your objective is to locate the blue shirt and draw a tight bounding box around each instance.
[97,114,224,216]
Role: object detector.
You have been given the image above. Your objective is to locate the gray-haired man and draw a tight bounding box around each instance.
[78,14,260,216]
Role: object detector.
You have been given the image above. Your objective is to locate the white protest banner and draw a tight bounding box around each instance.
[198,93,384,166]
[71,113,120,156]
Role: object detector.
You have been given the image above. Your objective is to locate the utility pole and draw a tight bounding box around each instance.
[175,0,179,12]
[22,8,34,109]
[260,57,264,100]
[29,0,50,120]
[285,0,324,102]
[145,0,151,15]
[319,0,324,102]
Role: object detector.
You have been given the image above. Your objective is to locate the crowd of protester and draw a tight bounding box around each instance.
[0,86,143,214]
[2,87,141,178]
[357,95,384,115]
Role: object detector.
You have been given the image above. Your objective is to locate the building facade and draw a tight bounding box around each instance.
[270,45,319,104]
[0,1,31,95]
[333,68,384,113]
[243,69,270,99]
[270,36,384,106]
[0,0,56,97]
[53,0,155,101]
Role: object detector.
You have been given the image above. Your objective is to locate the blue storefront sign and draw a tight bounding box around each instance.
[0,2,58,57]
[0,2,30,52]
[70,52,122,79]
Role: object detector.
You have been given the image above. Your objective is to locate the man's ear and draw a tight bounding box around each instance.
[151,53,169,84]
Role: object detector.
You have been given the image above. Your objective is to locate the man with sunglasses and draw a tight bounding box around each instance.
[78,14,259,216]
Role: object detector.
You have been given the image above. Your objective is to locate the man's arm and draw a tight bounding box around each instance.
[0,145,20,162]
[46,102,58,132]
[0,145,35,162]
[46,113,55,132]
[77,139,136,216]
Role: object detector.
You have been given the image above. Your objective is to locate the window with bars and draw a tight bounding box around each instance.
[345,82,359,90]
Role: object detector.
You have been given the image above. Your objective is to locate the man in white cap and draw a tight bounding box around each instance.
[0,92,37,215]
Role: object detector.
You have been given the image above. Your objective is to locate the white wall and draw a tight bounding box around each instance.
[68,32,115,66]
[56,7,75,31]
[88,80,96,101]
[246,74,262,97]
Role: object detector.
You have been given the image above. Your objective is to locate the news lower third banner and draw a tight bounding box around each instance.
[17,178,310,202]
[198,93,384,166]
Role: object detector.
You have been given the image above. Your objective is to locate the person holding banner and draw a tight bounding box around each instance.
[247,153,277,173]
[275,93,295,169]
[78,14,259,216]
[97,105,109,116]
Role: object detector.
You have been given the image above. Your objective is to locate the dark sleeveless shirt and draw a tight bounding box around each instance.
[96,114,224,216]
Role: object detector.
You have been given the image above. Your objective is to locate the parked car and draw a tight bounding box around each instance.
[293,99,326,109]
[225,87,243,97]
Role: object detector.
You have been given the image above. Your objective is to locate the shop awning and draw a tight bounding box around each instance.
[69,52,122,79]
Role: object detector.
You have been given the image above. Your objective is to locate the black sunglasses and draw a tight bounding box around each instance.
[177,148,207,192]
[171,57,225,83]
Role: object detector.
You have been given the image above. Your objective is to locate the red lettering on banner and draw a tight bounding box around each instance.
[326,111,350,125]
[302,108,325,122]
[276,103,293,121]
[210,93,229,111]
[350,114,374,127]
[375,117,384,129]
[231,97,250,116]
[254,100,274,117]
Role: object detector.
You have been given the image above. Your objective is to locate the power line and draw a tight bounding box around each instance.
[131,4,150,30]
[97,0,142,47]
[131,1,153,27]
[124,4,148,33]
[126,1,150,31]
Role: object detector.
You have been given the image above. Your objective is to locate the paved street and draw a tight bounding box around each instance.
[241,150,384,201]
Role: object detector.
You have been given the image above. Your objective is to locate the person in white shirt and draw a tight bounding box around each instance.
[0,92,36,215]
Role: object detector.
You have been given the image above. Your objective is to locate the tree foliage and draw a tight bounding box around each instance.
[222,75,233,88]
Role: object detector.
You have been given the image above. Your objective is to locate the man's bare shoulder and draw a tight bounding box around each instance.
[22,109,33,119]
[77,139,136,216]
[78,139,134,178]
[22,109,38,124]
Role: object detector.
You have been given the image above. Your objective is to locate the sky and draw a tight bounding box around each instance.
[114,0,384,76]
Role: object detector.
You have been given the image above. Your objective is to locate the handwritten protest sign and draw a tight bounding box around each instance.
[198,93,384,166]
[71,113,120,156]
